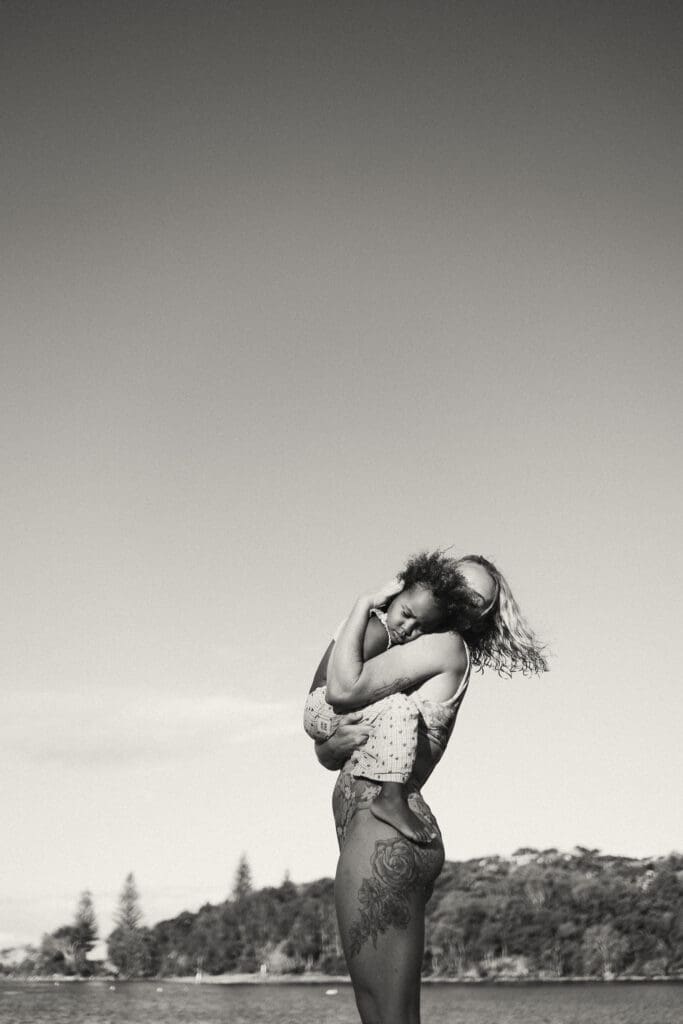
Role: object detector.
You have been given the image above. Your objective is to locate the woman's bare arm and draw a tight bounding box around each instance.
[309,615,389,694]
[326,585,466,711]
[327,631,464,710]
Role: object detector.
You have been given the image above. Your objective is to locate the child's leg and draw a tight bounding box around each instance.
[303,686,341,741]
[371,782,436,844]
[352,694,436,844]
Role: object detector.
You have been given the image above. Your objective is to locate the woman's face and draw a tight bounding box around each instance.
[385,585,443,645]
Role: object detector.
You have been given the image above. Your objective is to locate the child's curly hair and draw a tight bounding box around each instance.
[398,549,548,677]
[398,550,481,630]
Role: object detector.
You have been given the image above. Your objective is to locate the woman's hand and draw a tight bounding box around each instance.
[333,711,371,755]
[364,577,403,610]
[315,712,370,770]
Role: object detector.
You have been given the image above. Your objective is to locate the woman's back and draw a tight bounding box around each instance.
[410,640,471,786]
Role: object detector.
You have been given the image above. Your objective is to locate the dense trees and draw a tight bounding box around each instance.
[32,889,99,976]
[147,872,345,977]
[4,850,682,979]
[37,926,79,975]
[142,850,682,980]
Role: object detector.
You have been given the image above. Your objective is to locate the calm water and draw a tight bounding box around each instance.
[0,980,681,1024]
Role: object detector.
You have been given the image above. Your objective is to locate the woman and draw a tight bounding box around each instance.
[309,551,548,1024]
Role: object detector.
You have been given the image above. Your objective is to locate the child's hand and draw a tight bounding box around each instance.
[365,577,403,609]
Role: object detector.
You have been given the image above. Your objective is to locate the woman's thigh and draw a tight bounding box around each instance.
[335,809,443,1024]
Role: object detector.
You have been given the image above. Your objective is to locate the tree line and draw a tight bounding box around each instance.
[3,849,682,979]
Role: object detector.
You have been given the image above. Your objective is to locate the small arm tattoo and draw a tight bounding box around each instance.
[364,676,413,703]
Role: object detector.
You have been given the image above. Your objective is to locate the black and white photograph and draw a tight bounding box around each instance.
[2,2,682,1022]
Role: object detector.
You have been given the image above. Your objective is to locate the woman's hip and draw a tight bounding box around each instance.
[332,773,445,893]
[334,807,444,961]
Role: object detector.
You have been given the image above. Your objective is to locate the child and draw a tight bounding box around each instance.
[305,575,450,844]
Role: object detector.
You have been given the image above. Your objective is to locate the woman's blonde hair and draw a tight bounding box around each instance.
[455,554,549,677]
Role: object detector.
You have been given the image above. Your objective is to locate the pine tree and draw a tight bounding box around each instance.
[73,890,98,974]
[116,872,143,929]
[232,854,253,902]
[108,872,147,977]
[280,869,297,901]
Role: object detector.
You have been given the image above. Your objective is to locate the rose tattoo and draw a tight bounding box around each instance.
[348,837,423,957]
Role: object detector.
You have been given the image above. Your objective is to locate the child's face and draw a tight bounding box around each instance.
[385,585,443,645]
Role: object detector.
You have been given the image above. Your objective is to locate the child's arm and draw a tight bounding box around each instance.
[307,614,388,768]
[309,642,334,693]
[361,612,392,659]
[326,581,402,700]
[308,613,389,694]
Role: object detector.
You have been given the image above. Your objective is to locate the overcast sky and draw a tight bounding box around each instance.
[2,0,682,950]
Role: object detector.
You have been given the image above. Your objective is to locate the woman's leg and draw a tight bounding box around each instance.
[335,808,442,1024]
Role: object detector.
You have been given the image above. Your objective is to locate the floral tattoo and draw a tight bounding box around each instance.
[348,837,422,957]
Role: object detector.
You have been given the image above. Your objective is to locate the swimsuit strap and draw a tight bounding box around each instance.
[454,639,472,701]
[437,638,471,706]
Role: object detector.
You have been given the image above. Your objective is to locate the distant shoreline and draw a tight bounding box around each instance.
[4,973,681,986]
[170,973,683,986]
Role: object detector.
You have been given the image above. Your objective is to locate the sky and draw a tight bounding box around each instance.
[2,0,682,951]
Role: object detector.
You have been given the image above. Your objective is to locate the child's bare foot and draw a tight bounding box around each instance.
[370,783,436,844]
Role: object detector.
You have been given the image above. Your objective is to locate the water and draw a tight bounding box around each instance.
[0,980,681,1024]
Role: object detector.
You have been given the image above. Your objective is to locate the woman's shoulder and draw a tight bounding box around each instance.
[415,630,468,672]
[413,631,468,703]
